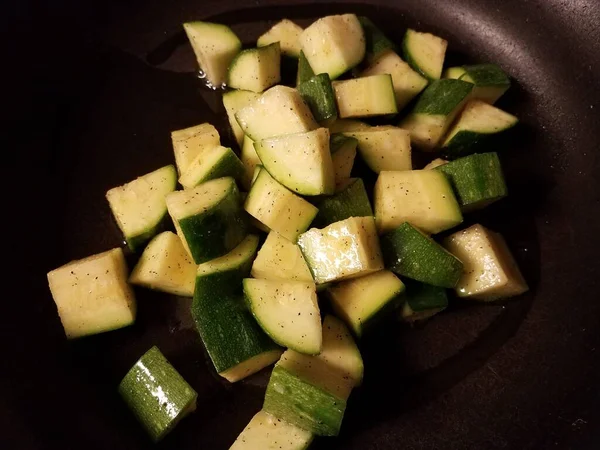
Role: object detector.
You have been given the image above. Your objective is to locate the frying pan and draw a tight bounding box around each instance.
[3,0,600,448]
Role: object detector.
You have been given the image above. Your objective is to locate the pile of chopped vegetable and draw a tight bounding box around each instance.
[46,13,528,448]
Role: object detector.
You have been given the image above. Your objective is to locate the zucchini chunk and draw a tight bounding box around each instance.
[444,224,528,300]
[118,346,197,442]
[106,165,176,251]
[47,248,136,339]
[381,222,464,288]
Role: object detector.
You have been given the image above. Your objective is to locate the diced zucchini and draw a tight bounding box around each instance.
[328,270,405,338]
[460,63,511,104]
[374,170,463,234]
[381,222,464,288]
[423,158,448,169]
[316,315,364,386]
[312,178,373,228]
[129,231,196,297]
[443,66,467,79]
[192,235,282,382]
[444,224,528,301]
[263,350,353,436]
[179,145,244,189]
[106,165,177,251]
[245,168,318,242]
[171,123,220,174]
[183,21,241,86]
[402,29,447,80]
[257,19,304,58]
[195,234,260,297]
[235,85,318,141]
[330,134,357,184]
[166,177,247,264]
[251,231,314,282]
[119,346,197,442]
[297,73,338,124]
[299,14,366,79]
[358,16,397,62]
[298,216,384,285]
[400,280,448,322]
[333,74,397,118]
[343,126,412,172]
[240,135,260,190]
[400,79,473,150]
[223,90,260,147]
[47,248,136,339]
[296,51,315,86]
[361,50,428,110]
[230,410,313,450]
[436,152,507,211]
[227,43,281,93]
[328,119,371,134]
[255,128,335,196]
[442,100,518,157]
[244,279,322,355]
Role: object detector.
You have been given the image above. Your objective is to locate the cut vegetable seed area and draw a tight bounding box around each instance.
[44,12,530,448]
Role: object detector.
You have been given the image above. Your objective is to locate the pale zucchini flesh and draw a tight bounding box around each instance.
[171,123,220,174]
[227,43,282,93]
[402,29,448,80]
[257,19,304,57]
[333,74,397,118]
[47,248,136,339]
[223,90,260,147]
[251,231,314,282]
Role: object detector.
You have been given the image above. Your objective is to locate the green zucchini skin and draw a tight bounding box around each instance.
[296,51,315,86]
[404,280,448,311]
[263,365,347,436]
[118,346,197,442]
[381,222,464,288]
[312,178,373,227]
[413,79,474,115]
[178,184,248,264]
[297,73,338,124]
[461,63,510,88]
[436,152,507,211]
[358,16,397,62]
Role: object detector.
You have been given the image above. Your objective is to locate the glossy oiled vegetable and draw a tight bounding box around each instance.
[47,248,136,339]
[251,231,314,282]
[257,19,304,58]
[298,216,384,285]
[118,346,197,442]
[444,224,528,300]
[171,123,220,174]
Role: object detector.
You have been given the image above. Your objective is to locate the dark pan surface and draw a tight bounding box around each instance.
[3,0,600,448]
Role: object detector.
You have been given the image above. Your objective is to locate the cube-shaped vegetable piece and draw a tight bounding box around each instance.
[298,216,384,285]
[223,90,260,147]
[330,134,357,184]
[343,126,412,172]
[333,74,398,118]
[328,270,405,337]
[166,177,248,264]
[257,19,304,57]
[230,410,313,450]
[235,85,318,141]
[299,14,366,79]
[443,224,528,300]
[381,222,464,288]
[244,168,318,242]
[171,123,220,174]
[312,178,373,228]
[436,152,508,211]
[47,248,136,339]
[129,231,196,297]
[361,50,428,111]
[263,349,353,436]
[251,231,314,282]
[227,43,281,93]
[118,346,197,442]
[178,145,244,189]
[400,280,449,322]
[106,165,177,251]
[460,63,511,104]
[374,170,463,234]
